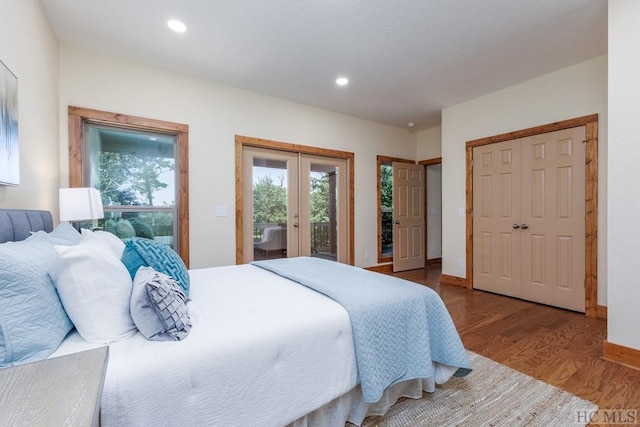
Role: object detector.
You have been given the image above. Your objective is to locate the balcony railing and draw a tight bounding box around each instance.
[253,222,334,256]
[381,210,393,256]
[310,222,330,253]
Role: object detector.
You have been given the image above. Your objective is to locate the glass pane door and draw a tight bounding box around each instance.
[242,147,298,263]
[299,155,347,263]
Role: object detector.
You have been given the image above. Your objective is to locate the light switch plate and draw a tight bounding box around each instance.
[215,205,228,217]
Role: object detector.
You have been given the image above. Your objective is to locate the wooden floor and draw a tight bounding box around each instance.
[393,265,640,420]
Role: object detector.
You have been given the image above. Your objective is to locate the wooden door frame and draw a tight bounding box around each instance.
[376,155,414,264]
[235,135,354,265]
[376,156,442,268]
[465,114,600,317]
[418,158,443,266]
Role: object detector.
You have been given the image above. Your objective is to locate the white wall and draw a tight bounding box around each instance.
[416,126,442,160]
[607,1,640,350]
[426,164,442,260]
[58,46,416,269]
[0,0,60,212]
[418,126,443,261]
[440,55,608,305]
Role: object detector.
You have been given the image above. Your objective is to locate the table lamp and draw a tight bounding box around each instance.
[59,187,104,230]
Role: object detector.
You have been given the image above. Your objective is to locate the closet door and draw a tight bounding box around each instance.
[472,139,522,297]
[472,126,586,312]
[520,127,585,312]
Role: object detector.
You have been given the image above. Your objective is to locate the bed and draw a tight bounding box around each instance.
[0,209,471,426]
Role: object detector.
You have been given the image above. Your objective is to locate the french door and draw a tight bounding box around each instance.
[242,146,348,263]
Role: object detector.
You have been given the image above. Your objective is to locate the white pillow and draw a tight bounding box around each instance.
[48,238,136,344]
[80,228,126,258]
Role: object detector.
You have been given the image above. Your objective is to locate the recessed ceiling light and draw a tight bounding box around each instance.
[336,77,349,86]
[167,19,187,33]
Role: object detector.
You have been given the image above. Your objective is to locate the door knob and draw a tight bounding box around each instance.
[521,224,529,229]
[513,224,520,229]
[395,220,400,224]
[293,222,299,228]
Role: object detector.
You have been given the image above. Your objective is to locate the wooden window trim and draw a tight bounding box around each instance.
[67,106,190,267]
[465,114,599,317]
[376,155,414,264]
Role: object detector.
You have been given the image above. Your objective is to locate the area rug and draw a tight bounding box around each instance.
[353,351,598,427]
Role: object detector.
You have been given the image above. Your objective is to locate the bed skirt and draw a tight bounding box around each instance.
[289,377,437,427]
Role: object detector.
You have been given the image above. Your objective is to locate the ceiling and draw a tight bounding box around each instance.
[40,0,607,131]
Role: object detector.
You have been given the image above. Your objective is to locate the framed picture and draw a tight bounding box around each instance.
[1,59,19,186]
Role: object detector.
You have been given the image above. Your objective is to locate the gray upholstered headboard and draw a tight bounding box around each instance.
[0,209,54,243]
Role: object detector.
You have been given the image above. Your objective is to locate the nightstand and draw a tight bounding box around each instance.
[0,346,109,426]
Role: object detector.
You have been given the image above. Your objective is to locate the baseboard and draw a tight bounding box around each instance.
[426,258,442,266]
[440,274,467,288]
[596,305,608,319]
[602,341,640,370]
[365,264,393,274]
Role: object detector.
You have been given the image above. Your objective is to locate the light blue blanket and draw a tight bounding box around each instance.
[252,257,472,403]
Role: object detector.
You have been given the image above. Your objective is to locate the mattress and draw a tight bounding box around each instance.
[52,264,358,426]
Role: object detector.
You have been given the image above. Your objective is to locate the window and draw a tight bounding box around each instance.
[68,107,190,266]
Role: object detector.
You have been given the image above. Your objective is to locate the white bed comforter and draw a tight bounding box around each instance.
[52,264,358,427]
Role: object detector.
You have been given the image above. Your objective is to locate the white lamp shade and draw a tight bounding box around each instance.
[59,187,105,221]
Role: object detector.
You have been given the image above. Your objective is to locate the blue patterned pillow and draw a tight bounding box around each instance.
[0,238,74,367]
[121,238,190,296]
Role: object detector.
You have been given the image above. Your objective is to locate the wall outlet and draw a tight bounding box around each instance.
[458,207,465,216]
[458,258,465,269]
[215,205,228,217]
[364,250,371,260]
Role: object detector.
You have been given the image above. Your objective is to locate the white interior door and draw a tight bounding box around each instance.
[392,162,425,272]
[472,140,522,297]
[519,127,586,312]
